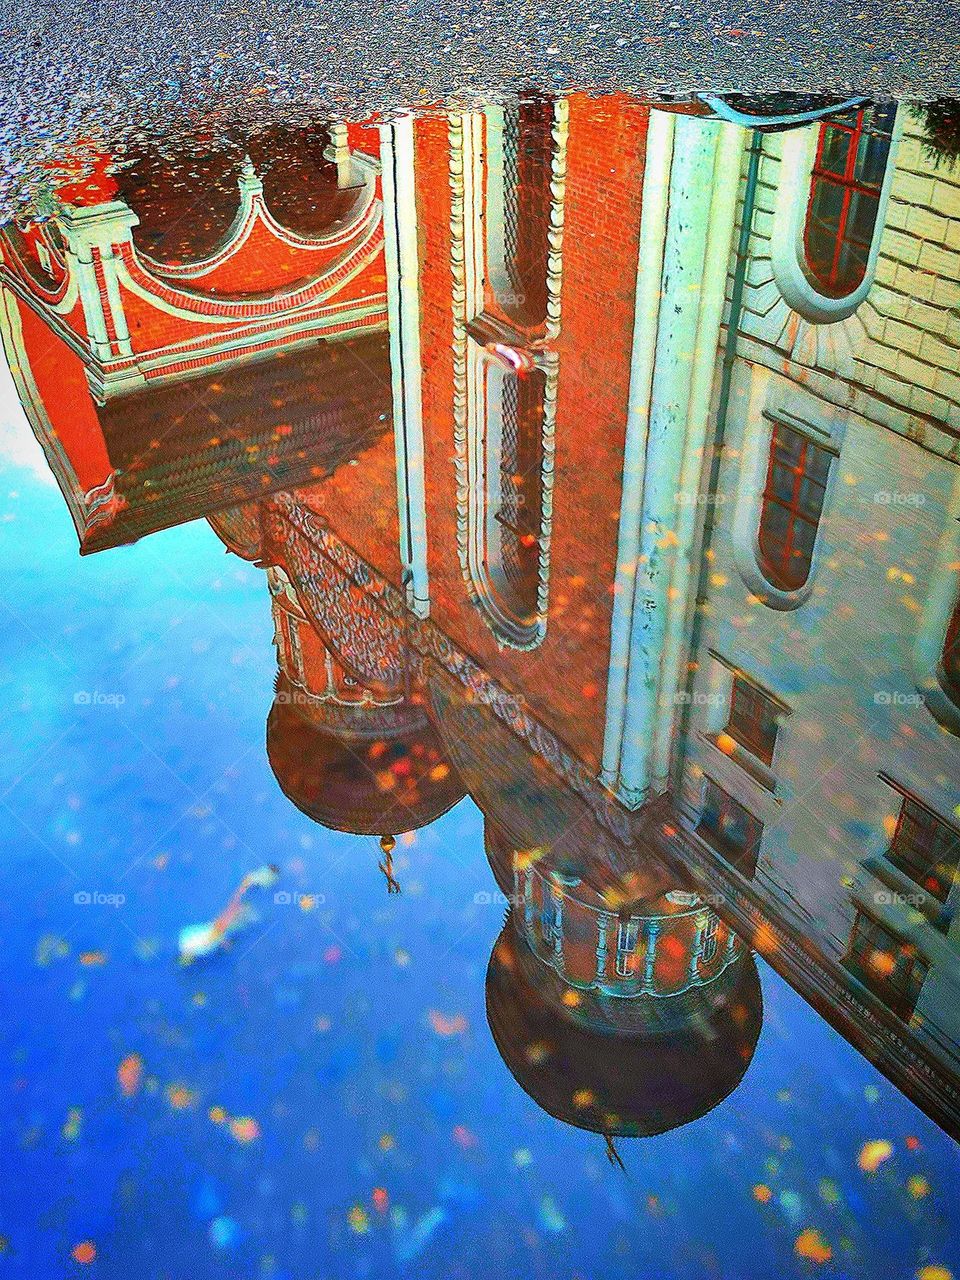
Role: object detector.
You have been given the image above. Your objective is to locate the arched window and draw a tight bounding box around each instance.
[451,99,566,650]
[943,592,960,702]
[486,98,555,332]
[486,364,547,629]
[803,103,897,299]
[758,422,832,591]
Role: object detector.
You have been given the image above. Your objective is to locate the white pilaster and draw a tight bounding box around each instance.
[380,116,430,617]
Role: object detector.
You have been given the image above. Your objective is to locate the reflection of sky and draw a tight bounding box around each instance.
[0,425,959,1280]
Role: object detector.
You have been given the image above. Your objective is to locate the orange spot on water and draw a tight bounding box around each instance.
[165,1084,196,1111]
[72,1241,96,1264]
[117,1054,143,1098]
[229,1116,261,1144]
[794,1228,832,1263]
[429,1010,468,1036]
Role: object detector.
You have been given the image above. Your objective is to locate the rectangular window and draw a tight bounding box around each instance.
[698,780,763,876]
[615,917,641,978]
[727,675,780,767]
[844,909,928,1022]
[887,797,960,905]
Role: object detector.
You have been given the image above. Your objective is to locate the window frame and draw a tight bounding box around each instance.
[886,794,960,906]
[843,908,929,1023]
[726,673,781,767]
[942,591,960,702]
[769,107,901,325]
[802,104,897,300]
[757,420,834,592]
[697,778,764,877]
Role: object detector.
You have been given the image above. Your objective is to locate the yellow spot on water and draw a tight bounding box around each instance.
[858,1139,894,1172]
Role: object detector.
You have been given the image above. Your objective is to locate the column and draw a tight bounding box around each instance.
[595,910,612,981]
[643,918,661,991]
[380,116,430,618]
[601,114,743,807]
[688,912,708,984]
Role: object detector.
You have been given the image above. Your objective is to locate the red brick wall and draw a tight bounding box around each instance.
[412,96,649,768]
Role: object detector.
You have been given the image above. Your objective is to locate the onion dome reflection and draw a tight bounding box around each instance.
[266,568,465,837]
[486,916,762,1139]
[428,655,762,1136]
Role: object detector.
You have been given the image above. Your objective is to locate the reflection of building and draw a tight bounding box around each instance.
[0,123,389,549]
[8,93,960,1137]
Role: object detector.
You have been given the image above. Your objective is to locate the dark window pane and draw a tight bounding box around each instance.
[888,798,960,903]
[759,425,832,591]
[803,106,893,297]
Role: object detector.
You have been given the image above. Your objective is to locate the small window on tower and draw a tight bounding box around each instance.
[726,675,781,767]
[758,422,833,592]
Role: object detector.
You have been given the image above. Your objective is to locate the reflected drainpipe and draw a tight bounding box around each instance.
[671,129,764,795]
